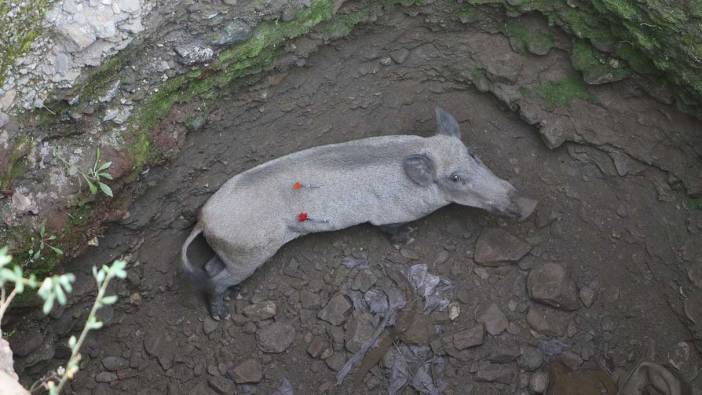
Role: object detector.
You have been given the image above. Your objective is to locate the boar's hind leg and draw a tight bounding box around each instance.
[377,222,415,246]
[205,255,237,321]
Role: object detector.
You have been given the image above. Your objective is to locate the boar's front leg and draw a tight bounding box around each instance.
[204,256,236,320]
[377,222,415,246]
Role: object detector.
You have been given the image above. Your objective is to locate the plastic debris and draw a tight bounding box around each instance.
[388,348,411,395]
[341,257,369,269]
[364,288,389,315]
[336,288,406,386]
[407,264,452,312]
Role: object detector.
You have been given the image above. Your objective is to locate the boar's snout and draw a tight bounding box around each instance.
[501,192,538,221]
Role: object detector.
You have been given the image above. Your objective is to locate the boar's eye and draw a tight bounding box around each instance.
[449,174,461,183]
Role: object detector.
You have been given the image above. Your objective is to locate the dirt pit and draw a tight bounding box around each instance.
[9,4,702,395]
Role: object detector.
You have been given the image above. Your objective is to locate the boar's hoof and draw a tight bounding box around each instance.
[379,223,415,246]
[209,294,230,321]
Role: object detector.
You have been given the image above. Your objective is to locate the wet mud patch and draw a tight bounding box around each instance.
[9,4,702,394]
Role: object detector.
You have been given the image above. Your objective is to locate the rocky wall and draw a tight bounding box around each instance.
[0,0,700,277]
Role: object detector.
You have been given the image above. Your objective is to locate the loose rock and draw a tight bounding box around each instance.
[526,306,570,337]
[208,376,236,394]
[345,313,375,353]
[475,228,531,266]
[478,303,508,335]
[95,371,118,383]
[489,343,521,363]
[527,263,580,311]
[453,324,485,350]
[242,301,277,321]
[307,336,330,359]
[475,361,516,384]
[351,270,377,292]
[318,293,352,325]
[518,346,544,371]
[257,322,296,353]
[530,371,548,393]
[102,356,129,371]
[203,318,219,335]
[300,290,322,309]
[230,359,262,384]
[579,286,595,308]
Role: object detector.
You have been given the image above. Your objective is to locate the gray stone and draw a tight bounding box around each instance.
[307,336,330,358]
[242,301,277,321]
[95,371,118,383]
[452,324,485,350]
[175,43,214,65]
[390,48,410,64]
[118,0,141,13]
[203,317,219,335]
[325,352,346,371]
[57,22,97,51]
[579,286,595,308]
[526,306,569,337]
[345,313,375,353]
[11,191,38,215]
[475,361,516,384]
[530,371,548,393]
[212,19,252,46]
[16,332,55,370]
[208,376,236,394]
[11,327,44,357]
[400,247,419,260]
[257,322,295,353]
[518,346,544,371]
[99,80,120,103]
[230,359,262,384]
[318,293,351,325]
[478,303,508,336]
[527,263,580,311]
[538,117,569,149]
[102,356,129,371]
[103,106,131,124]
[475,228,531,266]
[560,350,583,369]
[406,317,435,347]
[300,290,322,309]
[527,39,553,56]
[489,343,521,363]
[54,53,72,77]
[144,332,175,370]
[351,270,376,292]
[688,262,702,289]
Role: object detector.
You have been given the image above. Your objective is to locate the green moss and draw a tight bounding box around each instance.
[458,6,479,24]
[615,43,659,75]
[481,0,702,113]
[0,136,33,193]
[78,47,135,103]
[533,74,596,109]
[504,19,554,54]
[571,39,630,84]
[0,0,52,87]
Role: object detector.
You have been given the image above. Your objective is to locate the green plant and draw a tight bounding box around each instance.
[27,221,63,265]
[0,247,126,394]
[54,147,114,198]
[80,147,113,198]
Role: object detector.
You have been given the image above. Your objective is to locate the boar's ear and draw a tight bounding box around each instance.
[403,154,436,187]
[435,107,461,138]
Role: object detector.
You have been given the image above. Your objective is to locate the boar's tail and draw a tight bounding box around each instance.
[180,224,213,291]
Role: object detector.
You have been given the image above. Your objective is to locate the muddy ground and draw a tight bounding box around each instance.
[8,4,702,395]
